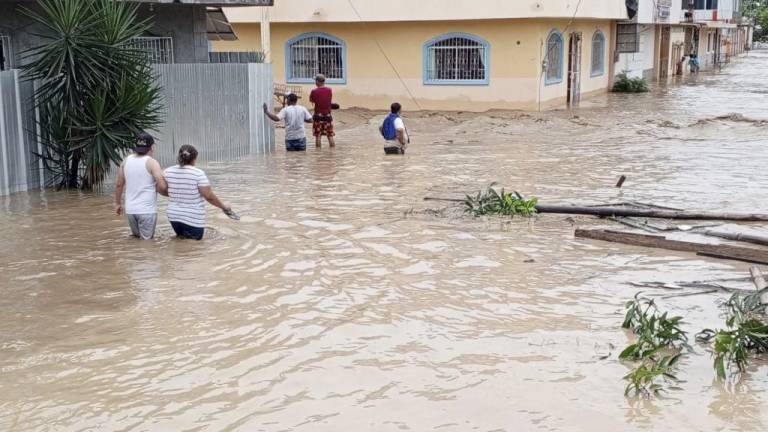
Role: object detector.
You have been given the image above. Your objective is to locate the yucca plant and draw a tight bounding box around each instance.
[463,183,538,217]
[21,0,161,189]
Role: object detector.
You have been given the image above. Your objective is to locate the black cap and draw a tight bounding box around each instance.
[135,132,155,154]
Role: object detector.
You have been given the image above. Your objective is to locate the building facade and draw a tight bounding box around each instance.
[613,0,752,83]
[215,0,629,111]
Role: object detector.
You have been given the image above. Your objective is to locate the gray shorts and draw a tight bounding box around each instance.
[127,214,157,240]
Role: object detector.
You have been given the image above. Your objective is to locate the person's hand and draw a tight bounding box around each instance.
[262,103,269,113]
[115,204,123,216]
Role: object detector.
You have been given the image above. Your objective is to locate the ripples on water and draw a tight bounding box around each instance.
[2,52,768,431]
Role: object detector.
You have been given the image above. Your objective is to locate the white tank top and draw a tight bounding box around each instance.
[124,154,157,214]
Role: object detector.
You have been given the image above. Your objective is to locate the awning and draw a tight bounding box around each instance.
[701,21,738,29]
[207,7,238,41]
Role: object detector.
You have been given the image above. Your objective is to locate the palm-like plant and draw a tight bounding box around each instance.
[21,0,161,189]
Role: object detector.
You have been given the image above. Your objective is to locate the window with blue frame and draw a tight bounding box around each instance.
[545,30,564,85]
[423,33,489,85]
[591,30,605,77]
[286,33,346,84]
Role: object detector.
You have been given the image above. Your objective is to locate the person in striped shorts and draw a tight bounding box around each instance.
[163,145,231,240]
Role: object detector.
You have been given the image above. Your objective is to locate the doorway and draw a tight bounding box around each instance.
[659,26,671,79]
[567,32,582,106]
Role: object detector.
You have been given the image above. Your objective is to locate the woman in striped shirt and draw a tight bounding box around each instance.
[164,145,231,240]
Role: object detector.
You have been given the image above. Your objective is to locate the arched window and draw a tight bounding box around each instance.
[545,30,564,85]
[286,33,346,84]
[591,30,606,77]
[423,33,489,85]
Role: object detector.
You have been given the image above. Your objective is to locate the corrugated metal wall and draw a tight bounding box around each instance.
[151,63,274,167]
[0,63,274,196]
[0,69,39,196]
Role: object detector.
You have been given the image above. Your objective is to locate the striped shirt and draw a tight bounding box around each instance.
[164,165,210,228]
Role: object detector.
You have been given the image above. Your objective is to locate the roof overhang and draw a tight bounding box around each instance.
[207,7,238,41]
[136,0,273,6]
[701,21,738,29]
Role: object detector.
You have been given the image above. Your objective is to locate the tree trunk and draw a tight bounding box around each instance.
[67,149,81,189]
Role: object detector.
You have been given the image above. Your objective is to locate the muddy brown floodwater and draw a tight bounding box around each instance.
[3,52,768,432]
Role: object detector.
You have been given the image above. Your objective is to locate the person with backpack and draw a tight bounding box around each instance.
[379,102,409,155]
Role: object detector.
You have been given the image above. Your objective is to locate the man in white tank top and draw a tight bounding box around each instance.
[114,133,168,239]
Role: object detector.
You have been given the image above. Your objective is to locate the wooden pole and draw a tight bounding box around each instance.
[575,229,768,265]
[538,205,768,222]
[704,229,768,247]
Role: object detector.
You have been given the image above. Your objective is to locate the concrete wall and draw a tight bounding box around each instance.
[226,0,628,23]
[214,19,613,111]
[614,24,657,80]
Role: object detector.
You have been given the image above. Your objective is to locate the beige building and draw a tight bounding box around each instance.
[214,0,628,111]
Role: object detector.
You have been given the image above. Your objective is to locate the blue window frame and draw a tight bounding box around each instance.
[591,30,606,77]
[285,32,347,84]
[423,33,490,86]
[545,29,564,85]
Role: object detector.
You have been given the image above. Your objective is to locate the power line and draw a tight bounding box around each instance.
[345,0,423,110]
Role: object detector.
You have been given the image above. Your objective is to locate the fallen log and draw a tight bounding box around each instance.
[423,197,768,222]
[542,205,768,221]
[704,229,768,247]
[575,229,768,265]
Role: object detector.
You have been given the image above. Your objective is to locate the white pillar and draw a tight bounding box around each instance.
[260,8,271,63]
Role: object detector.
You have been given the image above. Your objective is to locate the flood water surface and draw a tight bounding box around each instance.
[2,52,768,431]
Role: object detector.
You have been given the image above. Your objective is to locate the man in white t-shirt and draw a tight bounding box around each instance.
[379,102,409,155]
[263,93,313,151]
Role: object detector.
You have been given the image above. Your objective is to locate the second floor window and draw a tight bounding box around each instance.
[287,33,346,83]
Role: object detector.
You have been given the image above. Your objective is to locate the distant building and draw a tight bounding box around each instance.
[213,0,629,111]
[614,0,752,81]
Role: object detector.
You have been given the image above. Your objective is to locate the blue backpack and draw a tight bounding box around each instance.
[381,113,399,140]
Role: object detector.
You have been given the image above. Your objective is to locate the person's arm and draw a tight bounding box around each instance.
[396,128,406,147]
[147,158,168,196]
[303,107,313,124]
[114,163,126,215]
[263,103,281,122]
[199,186,230,212]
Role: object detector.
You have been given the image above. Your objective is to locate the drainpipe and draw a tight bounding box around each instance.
[260,8,271,63]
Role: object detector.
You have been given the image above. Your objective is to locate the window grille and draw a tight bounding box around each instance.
[287,34,345,83]
[424,35,488,84]
[546,30,564,84]
[591,31,605,76]
[0,35,12,70]
[129,37,174,64]
[617,24,640,53]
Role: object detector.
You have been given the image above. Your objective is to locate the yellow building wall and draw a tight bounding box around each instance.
[214,19,613,112]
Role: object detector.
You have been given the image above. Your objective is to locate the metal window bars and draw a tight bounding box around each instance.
[426,37,486,82]
[129,37,174,64]
[616,24,640,53]
[289,36,344,80]
[546,34,563,81]
[591,33,604,74]
[0,35,12,70]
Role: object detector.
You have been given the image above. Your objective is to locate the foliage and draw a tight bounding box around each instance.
[21,0,161,189]
[623,354,683,398]
[696,290,768,379]
[464,184,538,217]
[611,72,650,93]
[743,0,768,41]
[620,294,689,398]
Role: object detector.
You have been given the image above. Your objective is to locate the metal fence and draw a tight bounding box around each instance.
[150,63,274,167]
[0,63,274,196]
[209,51,265,64]
[130,37,174,64]
[0,69,44,195]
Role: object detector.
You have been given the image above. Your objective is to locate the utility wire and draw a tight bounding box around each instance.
[345,0,423,110]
